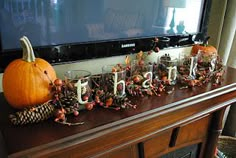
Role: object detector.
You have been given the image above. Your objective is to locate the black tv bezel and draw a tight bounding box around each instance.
[0,0,211,73]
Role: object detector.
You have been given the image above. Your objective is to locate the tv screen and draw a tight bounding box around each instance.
[0,0,210,71]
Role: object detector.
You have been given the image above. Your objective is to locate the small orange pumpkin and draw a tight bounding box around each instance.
[2,36,57,109]
[191,44,217,56]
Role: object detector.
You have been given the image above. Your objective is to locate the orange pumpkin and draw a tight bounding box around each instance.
[191,44,217,56]
[2,36,57,109]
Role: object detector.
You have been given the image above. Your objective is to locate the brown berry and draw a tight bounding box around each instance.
[54,113,65,122]
[73,110,79,116]
[112,67,117,72]
[155,47,160,52]
[155,37,159,42]
[95,96,100,103]
[85,103,93,110]
[82,95,89,101]
[54,108,66,121]
[105,97,113,107]
[54,78,63,86]
[133,76,141,83]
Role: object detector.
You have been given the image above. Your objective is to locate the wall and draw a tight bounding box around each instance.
[0,47,192,92]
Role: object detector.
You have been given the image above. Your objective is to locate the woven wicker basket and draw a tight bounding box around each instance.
[217,135,236,158]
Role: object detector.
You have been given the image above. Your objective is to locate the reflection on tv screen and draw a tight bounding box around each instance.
[0,0,204,50]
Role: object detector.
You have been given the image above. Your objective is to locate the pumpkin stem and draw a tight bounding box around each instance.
[203,36,210,46]
[20,36,36,62]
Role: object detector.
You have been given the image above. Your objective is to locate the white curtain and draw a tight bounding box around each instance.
[208,0,236,137]
[208,0,236,68]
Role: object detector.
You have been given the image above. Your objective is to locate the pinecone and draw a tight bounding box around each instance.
[58,93,80,114]
[9,101,55,125]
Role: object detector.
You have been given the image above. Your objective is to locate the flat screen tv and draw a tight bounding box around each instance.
[0,0,212,72]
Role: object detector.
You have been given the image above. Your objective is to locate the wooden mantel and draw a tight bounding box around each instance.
[1,67,236,158]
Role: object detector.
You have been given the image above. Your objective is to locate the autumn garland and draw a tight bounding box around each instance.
[8,38,225,126]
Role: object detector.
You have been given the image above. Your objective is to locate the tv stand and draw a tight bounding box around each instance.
[1,67,236,158]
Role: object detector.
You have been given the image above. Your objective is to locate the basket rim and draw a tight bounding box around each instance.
[217,135,236,157]
[219,135,236,140]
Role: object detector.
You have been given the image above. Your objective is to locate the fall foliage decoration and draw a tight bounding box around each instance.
[7,36,224,126]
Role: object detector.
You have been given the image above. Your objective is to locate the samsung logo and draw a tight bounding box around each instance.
[121,43,135,48]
